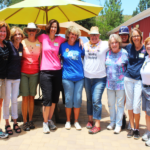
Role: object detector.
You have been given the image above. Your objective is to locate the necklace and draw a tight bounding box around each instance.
[87,40,101,52]
[13,43,19,51]
[135,44,142,51]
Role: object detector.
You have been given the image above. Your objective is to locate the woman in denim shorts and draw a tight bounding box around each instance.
[140,37,150,146]
[60,26,84,130]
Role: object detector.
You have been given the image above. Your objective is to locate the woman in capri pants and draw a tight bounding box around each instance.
[124,28,147,139]
[60,26,84,130]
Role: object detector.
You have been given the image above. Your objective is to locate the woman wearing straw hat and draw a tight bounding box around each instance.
[84,26,109,134]
[20,23,41,131]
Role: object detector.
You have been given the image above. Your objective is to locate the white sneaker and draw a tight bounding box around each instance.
[48,120,57,130]
[145,138,150,146]
[107,123,115,130]
[65,122,71,130]
[114,126,121,134]
[142,130,150,141]
[43,122,50,134]
[74,122,81,130]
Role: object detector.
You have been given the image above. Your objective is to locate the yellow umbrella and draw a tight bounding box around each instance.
[37,21,90,37]
[0,0,103,24]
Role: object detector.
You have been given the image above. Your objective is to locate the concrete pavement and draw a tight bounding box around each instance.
[0,88,148,150]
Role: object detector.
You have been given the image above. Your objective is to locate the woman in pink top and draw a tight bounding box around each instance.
[38,19,83,133]
[38,19,66,133]
[20,23,41,131]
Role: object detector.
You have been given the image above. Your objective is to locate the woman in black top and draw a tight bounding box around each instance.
[0,21,10,139]
[3,26,24,135]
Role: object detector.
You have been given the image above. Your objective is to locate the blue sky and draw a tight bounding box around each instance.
[84,0,139,15]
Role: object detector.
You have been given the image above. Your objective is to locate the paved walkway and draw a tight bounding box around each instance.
[0,88,148,150]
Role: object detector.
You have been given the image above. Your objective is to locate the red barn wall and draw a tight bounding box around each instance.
[128,16,150,42]
[113,16,150,42]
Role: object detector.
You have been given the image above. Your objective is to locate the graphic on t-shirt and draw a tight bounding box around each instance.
[88,52,97,59]
[67,51,79,60]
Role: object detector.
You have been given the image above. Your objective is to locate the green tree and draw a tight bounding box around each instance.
[96,0,123,40]
[0,0,11,9]
[75,17,96,30]
[132,7,139,17]
[75,0,96,30]
[8,0,23,6]
[132,0,150,16]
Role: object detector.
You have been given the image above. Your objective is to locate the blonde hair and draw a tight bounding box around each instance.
[109,34,122,49]
[65,26,81,41]
[10,26,24,42]
[129,28,143,44]
[144,37,150,49]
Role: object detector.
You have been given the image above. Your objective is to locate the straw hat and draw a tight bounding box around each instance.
[23,23,41,34]
[89,26,100,34]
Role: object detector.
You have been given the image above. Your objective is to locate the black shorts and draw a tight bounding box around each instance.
[40,70,62,106]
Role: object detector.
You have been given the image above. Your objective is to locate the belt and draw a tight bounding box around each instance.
[143,84,150,87]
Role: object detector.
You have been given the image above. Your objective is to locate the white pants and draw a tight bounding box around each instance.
[3,79,20,119]
[124,77,142,114]
[107,89,125,127]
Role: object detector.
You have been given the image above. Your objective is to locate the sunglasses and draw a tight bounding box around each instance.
[28,29,36,32]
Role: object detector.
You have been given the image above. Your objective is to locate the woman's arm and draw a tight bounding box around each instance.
[39,44,42,67]
[79,38,84,49]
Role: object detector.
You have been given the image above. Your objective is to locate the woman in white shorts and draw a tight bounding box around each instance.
[124,28,147,139]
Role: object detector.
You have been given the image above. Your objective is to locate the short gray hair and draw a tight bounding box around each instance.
[65,26,81,41]
[108,34,122,49]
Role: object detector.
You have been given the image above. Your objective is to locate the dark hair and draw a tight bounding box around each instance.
[45,19,60,34]
[0,21,10,40]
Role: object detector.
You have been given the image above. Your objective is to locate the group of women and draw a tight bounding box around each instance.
[0,19,149,147]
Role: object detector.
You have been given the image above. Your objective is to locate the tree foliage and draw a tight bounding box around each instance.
[0,0,11,9]
[96,0,123,40]
[75,0,96,30]
[8,0,23,6]
[132,0,150,16]
[75,17,96,30]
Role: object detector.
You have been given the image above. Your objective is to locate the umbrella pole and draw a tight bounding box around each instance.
[46,7,48,24]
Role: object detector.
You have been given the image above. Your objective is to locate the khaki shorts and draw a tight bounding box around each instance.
[20,73,39,96]
[0,79,6,99]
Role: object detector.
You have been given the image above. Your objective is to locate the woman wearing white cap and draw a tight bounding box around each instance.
[84,26,109,134]
[20,23,41,131]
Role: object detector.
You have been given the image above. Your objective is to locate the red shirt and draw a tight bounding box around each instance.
[21,39,41,74]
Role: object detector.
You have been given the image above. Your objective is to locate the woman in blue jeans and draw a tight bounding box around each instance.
[105,34,128,134]
[83,26,109,134]
[59,26,84,130]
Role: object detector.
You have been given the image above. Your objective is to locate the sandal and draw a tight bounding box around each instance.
[23,122,30,131]
[5,125,13,135]
[13,123,21,133]
[29,121,35,129]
